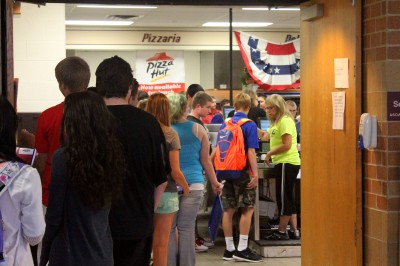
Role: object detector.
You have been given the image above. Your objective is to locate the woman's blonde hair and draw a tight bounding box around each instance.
[146,93,171,127]
[242,89,258,107]
[265,94,292,124]
[167,92,187,124]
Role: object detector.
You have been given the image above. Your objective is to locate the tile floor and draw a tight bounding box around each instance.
[195,239,301,266]
[195,215,301,266]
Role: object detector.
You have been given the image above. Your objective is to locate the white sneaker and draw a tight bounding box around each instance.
[195,238,208,252]
[197,236,214,248]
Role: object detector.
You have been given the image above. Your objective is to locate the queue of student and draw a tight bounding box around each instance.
[0,55,300,266]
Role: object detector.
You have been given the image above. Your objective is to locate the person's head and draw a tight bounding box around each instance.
[286,100,298,119]
[185,84,204,108]
[219,98,230,108]
[129,78,140,107]
[146,93,171,127]
[258,95,267,110]
[265,94,291,124]
[0,96,21,162]
[55,56,90,97]
[168,92,187,124]
[95,56,133,99]
[191,91,213,118]
[233,93,252,113]
[138,90,149,101]
[62,91,125,209]
[210,96,217,111]
[242,89,258,107]
[138,99,148,110]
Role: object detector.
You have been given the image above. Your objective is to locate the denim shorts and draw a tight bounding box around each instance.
[155,192,179,214]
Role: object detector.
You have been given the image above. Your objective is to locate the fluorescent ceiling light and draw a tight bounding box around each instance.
[77,4,157,9]
[242,7,300,11]
[65,20,134,26]
[203,22,272,27]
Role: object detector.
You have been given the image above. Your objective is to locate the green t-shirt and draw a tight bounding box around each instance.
[268,115,301,165]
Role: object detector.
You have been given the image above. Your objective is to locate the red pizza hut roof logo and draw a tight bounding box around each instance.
[146,52,174,61]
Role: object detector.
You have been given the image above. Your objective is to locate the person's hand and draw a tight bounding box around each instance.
[264,152,272,166]
[19,129,35,148]
[247,175,258,190]
[182,184,190,196]
[212,181,223,195]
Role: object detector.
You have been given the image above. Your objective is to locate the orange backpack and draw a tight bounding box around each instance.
[214,118,250,180]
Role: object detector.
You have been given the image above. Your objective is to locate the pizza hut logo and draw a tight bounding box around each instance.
[146,52,174,80]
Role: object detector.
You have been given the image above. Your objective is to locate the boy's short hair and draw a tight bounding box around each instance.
[220,98,230,107]
[55,56,90,93]
[191,91,212,109]
[233,93,251,111]
[186,84,204,98]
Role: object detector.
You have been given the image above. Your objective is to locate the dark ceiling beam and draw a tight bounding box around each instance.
[17,0,307,6]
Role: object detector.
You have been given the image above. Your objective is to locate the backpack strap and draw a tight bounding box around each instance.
[224,117,251,126]
[236,118,251,126]
[0,161,26,198]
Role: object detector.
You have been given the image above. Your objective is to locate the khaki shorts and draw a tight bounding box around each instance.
[221,171,256,210]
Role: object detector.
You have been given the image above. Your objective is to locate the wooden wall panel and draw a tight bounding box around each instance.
[300,0,362,265]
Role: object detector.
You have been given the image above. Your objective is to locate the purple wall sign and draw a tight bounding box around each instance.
[387,92,400,121]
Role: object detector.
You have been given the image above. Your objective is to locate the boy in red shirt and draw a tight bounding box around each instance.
[35,56,90,207]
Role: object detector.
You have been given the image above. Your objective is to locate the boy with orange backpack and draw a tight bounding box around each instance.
[211,93,262,263]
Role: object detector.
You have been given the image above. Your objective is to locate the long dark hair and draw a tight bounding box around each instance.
[0,96,23,162]
[62,91,125,209]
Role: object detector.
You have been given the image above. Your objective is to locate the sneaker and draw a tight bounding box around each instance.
[233,248,262,263]
[195,238,208,252]
[264,231,290,240]
[288,229,300,240]
[197,236,214,248]
[222,249,236,261]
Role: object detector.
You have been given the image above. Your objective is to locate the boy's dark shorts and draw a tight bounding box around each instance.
[221,170,256,210]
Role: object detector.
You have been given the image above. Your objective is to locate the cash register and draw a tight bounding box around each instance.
[257,117,270,163]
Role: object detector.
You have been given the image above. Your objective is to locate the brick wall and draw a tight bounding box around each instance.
[363,0,400,265]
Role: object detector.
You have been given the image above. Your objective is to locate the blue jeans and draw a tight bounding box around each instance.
[167,190,203,266]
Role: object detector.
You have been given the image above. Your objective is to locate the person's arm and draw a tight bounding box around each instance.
[264,134,292,166]
[210,148,216,163]
[153,124,169,210]
[246,148,259,189]
[198,126,222,194]
[169,150,190,196]
[257,128,270,141]
[154,181,167,211]
[39,151,67,266]
[19,129,35,148]
[20,167,45,245]
[34,153,47,183]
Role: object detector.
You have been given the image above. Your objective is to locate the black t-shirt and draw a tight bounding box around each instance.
[107,105,168,240]
[187,115,205,128]
[187,114,213,154]
[228,106,266,123]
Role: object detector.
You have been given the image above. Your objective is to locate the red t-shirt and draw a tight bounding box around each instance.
[202,109,221,125]
[35,102,64,206]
